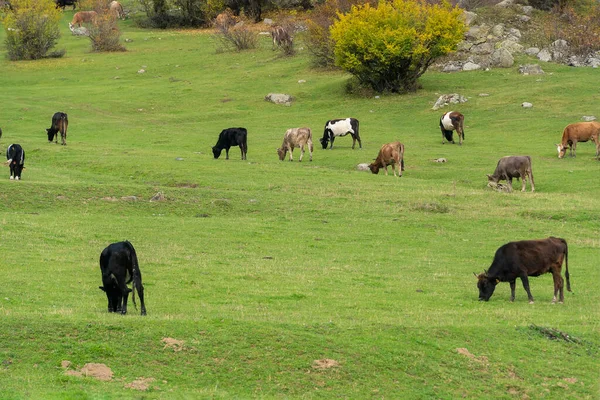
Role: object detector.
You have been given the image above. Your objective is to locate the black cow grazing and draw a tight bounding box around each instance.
[5,144,25,180]
[475,237,571,304]
[56,0,77,10]
[320,118,361,150]
[212,127,248,160]
[487,156,535,192]
[99,241,147,315]
[47,112,68,145]
[439,111,465,145]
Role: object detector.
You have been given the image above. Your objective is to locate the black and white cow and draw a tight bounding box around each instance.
[99,241,147,315]
[320,118,361,150]
[47,112,68,145]
[5,144,25,180]
[439,111,465,145]
[212,127,248,160]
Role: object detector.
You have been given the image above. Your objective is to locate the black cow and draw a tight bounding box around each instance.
[212,127,248,160]
[487,156,535,192]
[475,237,571,304]
[55,0,77,10]
[47,112,68,145]
[99,241,147,315]
[320,118,361,149]
[5,144,25,180]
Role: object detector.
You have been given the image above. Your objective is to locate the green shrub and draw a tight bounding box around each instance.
[1,0,62,61]
[330,0,466,93]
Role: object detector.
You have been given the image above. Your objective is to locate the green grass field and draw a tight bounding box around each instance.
[0,8,599,399]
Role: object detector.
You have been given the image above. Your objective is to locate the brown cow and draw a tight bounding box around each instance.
[487,156,535,192]
[277,127,313,162]
[368,142,405,177]
[556,121,600,159]
[271,25,292,50]
[69,10,97,28]
[109,1,124,20]
[439,111,465,145]
[214,10,238,31]
[476,237,570,304]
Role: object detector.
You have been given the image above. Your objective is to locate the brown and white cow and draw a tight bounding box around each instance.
[109,1,124,20]
[69,10,97,28]
[556,121,600,159]
[277,127,313,162]
[368,142,405,177]
[487,156,534,192]
[271,25,292,50]
[475,237,570,304]
[439,111,465,145]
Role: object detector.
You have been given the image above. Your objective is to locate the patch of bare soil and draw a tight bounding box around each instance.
[162,337,185,352]
[62,361,113,381]
[312,359,340,369]
[456,348,489,364]
[125,377,155,391]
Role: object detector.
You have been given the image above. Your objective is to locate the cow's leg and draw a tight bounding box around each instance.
[384,164,389,176]
[329,136,335,149]
[521,175,527,192]
[529,170,535,192]
[137,283,147,316]
[225,148,230,160]
[308,142,313,161]
[509,280,516,302]
[298,146,304,162]
[507,178,513,192]
[290,147,295,162]
[520,276,535,304]
[351,135,356,149]
[571,142,576,157]
[356,135,362,149]
[119,282,131,315]
[551,269,564,303]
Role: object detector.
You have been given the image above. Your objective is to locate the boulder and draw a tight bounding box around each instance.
[491,48,514,68]
[462,61,482,71]
[432,93,468,111]
[471,42,494,55]
[521,5,533,14]
[550,39,569,60]
[496,0,515,7]
[491,24,505,37]
[462,11,478,26]
[518,15,531,22]
[443,63,462,73]
[525,47,540,56]
[537,49,552,62]
[265,93,293,106]
[518,64,544,75]
[498,40,523,54]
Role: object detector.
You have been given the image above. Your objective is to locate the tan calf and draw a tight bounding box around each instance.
[277,128,313,162]
[369,142,405,177]
[70,11,97,28]
[556,121,600,158]
[109,1,124,20]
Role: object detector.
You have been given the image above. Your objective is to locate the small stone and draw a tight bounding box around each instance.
[521,102,533,108]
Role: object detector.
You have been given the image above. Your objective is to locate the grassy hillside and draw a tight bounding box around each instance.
[0,9,598,399]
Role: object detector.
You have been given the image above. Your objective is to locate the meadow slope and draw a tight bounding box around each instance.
[0,10,599,399]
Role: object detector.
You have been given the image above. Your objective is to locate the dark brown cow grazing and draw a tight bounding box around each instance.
[476,237,570,304]
[556,121,600,159]
[271,25,292,50]
[487,156,534,192]
[46,112,68,145]
[439,111,465,145]
[277,127,313,162]
[368,142,405,177]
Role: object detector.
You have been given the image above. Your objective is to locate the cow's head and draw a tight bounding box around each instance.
[475,272,499,301]
[46,128,55,142]
[556,144,567,159]
[319,137,328,149]
[99,279,124,313]
[368,163,380,174]
[212,146,222,159]
[486,174,499,187]
[276,148,286,161]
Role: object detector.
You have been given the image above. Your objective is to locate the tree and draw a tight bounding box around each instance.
[1,0,62,61]
[330,0,466,93]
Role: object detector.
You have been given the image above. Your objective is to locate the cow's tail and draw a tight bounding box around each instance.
[562,238,571,292]
[125,240,141,310]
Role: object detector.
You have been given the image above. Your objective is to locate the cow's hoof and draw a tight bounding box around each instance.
[9,176,13,180]
[528,301,534,304]
[15,177,20,180]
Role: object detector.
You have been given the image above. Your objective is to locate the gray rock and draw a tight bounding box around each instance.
[525,47,540,56]
[550,39,569,60]
[357,163,370,171]
[462,11,477,26]
[137,69,146,74]
[462,61,482,71]
[518,15,531,22]
[443,64,462,73]
[432,93,468,111]
[491,48,514,67]
[508,28,522,39]
[263,18,274,25]
[150,192,166,202]
[521,102,533,108]
[498,40,523,54]
[265,93,293,106]
[466,25,489,43]
[491,24,504,37]
[471,42,494,55]
[496,0,515,7]
[518,64,544,75]
[582,116,597,121]
[537,49,552,62]
[521,5,533,14]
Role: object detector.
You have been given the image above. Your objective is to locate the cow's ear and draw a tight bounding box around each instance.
[99,286,106,292]
[473,272,478,279]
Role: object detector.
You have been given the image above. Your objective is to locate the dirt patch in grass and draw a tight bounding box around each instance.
[456,348,488,364]
[312,359,339,369]
[125,377,155,391]
[62,361,113,381]
[162,337,185,352]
